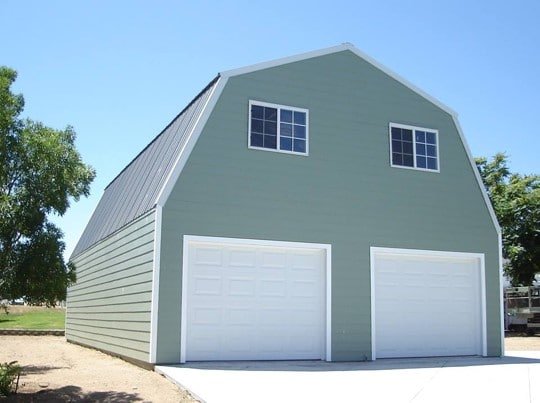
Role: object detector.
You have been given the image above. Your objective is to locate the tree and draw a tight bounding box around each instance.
[0,66,95,305]
[476,153,539,286]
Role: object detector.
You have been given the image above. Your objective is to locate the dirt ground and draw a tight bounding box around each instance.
[505,333,540,350]
[0,336,197,402]
[1,334,538,402]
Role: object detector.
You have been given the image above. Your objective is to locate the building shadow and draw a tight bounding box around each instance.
[162,353,540,372]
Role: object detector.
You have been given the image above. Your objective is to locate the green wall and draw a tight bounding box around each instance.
[66,210,155,362]
[156,50,501,363]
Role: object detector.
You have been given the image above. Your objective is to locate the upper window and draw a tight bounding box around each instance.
[390,123,439,172]
[249,101,309,155]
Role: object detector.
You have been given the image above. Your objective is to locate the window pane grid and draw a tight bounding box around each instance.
[250,102,308,155]
[390,125,438,171]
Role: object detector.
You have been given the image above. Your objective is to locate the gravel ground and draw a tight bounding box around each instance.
[505,333,540,350]
[0,336,197,402]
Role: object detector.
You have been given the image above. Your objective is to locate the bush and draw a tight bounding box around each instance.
[0,361,21,396]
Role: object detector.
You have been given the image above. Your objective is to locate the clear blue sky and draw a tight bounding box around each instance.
[3,0,539,258]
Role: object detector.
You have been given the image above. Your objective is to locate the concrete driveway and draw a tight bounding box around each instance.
[156,352,540,403]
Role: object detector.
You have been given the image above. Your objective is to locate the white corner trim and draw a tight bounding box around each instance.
[180,235,332,363]
[221,42,457,118]
[451,116,501,235]
[498,232,505,356]
[370,247,488,360]
[369,247,376,360]
[149,205,162,363]
[325,246,332,362]
[155,76,228,207]
[479,253,488,357]
[180,235,190,364]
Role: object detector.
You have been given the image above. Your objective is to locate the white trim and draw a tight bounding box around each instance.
[389,122,440,173]
[154,43,500,240]
[479,253,488,357]
[369,247,376,360]
[180,235,189,364]
[221,43,457,117]
[248,100,309,156]
[155,76,228,207]
[325,246,332,362]
[498,232,505,356]
[370,246,487,360]
[222,44,352,79]
[180,235,332,363]
[149,205,162,363]
[451,116,501,235]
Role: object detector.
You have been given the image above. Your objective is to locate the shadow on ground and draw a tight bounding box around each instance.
[3,385,143,402]
[21,365,69,375]
[170,353,540,372]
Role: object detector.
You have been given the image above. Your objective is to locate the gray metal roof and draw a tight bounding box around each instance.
[71,76,219,258]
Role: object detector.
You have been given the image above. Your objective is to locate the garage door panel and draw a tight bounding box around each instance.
[224,308,254,324]
[228,278,255,296]
[228,249,257,267]
[193,276,222,295]
[194,247,223,265]
[191,307,221,325]
[260,251,287,268]
[186,240,326,361]
[374,249,483,359]
[260,279,287,296]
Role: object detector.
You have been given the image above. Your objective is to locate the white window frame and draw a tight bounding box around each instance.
[389,122,440,173]
[248,100,309,156]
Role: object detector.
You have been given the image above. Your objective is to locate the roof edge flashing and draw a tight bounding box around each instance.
[104,75,221,191]
[220,42,457,118]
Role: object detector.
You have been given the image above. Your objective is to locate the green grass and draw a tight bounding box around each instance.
[0,308,65,330]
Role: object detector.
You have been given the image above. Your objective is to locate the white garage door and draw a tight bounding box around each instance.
[372,248,485,359]
[182,237,328,362]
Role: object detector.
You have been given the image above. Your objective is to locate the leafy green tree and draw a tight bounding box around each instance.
[476,153,539,285]
[0,66,95,305]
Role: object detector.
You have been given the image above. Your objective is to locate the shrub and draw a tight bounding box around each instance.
[0,361,21,396]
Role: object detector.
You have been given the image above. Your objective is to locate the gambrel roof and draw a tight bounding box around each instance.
[71,77,219,257]
[72,43,500,258]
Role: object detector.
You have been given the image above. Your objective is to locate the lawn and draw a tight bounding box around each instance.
[0,306,65,329]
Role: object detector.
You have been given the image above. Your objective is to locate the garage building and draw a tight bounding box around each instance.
[66,43,503,365]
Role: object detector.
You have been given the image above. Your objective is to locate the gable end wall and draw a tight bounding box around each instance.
[155,50,501,362]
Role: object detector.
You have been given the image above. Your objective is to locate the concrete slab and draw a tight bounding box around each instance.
[156,352,540,403]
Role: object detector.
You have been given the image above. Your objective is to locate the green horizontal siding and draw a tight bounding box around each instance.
[67,333,149,362]
[156,50,501,363]
[66,210,155,363]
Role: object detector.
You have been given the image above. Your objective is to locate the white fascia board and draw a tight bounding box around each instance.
[221,42,457,117]
[221,43,499,235]
[344,44,458,117]
[155,76,228,207]
[451,115,502,235]
[221,43,351,78]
